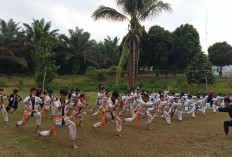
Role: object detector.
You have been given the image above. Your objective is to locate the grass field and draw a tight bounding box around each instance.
[1,87,232,157]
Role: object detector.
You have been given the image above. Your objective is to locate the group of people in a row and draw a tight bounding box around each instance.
[0,86,232,149]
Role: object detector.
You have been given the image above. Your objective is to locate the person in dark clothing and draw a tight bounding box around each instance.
[68,89,75,99]
[218,98,232,137]
[98,82,104,90]
[6,89,22,113]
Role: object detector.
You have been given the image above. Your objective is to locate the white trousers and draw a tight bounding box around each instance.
[125,112,153,124]
[168,108,182,121]
[17,111,41,126]
[0,106,8,122]
[119,104,135,116]
[40,119,76,140]
[69,112,86,122]
[153,110,171,124]
[93,115,122,133]
[204,103,216,113]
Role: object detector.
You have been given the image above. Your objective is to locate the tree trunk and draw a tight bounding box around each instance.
[42,66,48,91]
[131,39,136,89]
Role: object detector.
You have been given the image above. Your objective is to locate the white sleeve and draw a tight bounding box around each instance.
[54,101,60,110]
[23,96,30,105]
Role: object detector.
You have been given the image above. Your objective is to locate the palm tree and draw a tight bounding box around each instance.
[0,19,27,67]
[96,36,120,68]
[92,0,172,88]
[57,27,99,74]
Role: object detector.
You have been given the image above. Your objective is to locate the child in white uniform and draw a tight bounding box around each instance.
[0,89,8,123]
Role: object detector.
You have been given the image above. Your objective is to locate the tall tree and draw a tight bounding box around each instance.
[23,19,59,88]
[57,27,98,74]
[0,19,27,67]
[208,42,232,76]
[173,24,201,70]
[185,52,214,93]
[92,0,172,89]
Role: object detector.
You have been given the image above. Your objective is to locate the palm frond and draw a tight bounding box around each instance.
[92,5,128,21]
[139,0,172,20]
[116,37,130,86]
[0,56,27,67]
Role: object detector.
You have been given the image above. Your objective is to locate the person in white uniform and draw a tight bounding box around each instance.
[0,88,9,123]
[39,89,78,149]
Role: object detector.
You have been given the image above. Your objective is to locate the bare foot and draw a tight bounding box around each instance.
[16,123,19,128]
[92,125,94,130]
[37,130,42,139]
[223,134,228,138]
[78,124,84,127]
[146,128,152,131]
[72,141,78,150]
[116,133,122,137]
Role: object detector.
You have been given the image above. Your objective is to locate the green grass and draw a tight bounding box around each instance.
[0,88,232,156]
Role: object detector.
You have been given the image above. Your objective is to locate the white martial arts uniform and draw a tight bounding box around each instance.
[192,99,206,117]
[153,100,171,124]
[69,100,86,122]
[168,102,183,121]
[93,98,122,133]
[91,92,104,112]
[124,98,153,125]
[0,95,8,122]
[40,99,76,140]
[17,96,43,126]
[42,95,56,116]
[119,96,135,116]
[92,96,109,117]
[181,99,196,118]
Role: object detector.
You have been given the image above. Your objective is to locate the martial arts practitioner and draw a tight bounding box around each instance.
[90,89,104,113]
[39,89,78,149]
[16,88,43,136]
[153,95,171,125]
[168,98,183,121]
[92,91,122,137]
[123,94,159,130]
[204,91,217,113]
[164,89,169,98]
[69,94,87,127]
[192,95,207,117]
[72,89,80,98]
[36,85,44,109]
[119,92,136,116]
[42,90,57,117]
[181,94,196,118]
[92,90,111,117]
[218,98,232,138]
[6,89,22,114]
[0,89,9,123]
[68,89,75,99]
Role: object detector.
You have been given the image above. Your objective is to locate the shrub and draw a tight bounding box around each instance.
[18,78,24,89]
[0,77,6,87]
[98,71,106,81]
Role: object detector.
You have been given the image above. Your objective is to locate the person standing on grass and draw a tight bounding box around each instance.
[68,89,75,99]
[41,90,57,117]
[0,88,9,123]
[90,89,104,113]
[123,94,159,130]
[6,89,22,114]
[92,91,122,137]
[218,98,232,138]
[39,89,78,149]
[16,88,43,137]
[98,81,104,90]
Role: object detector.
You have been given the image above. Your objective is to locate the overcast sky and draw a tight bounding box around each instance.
[0,0,231,52]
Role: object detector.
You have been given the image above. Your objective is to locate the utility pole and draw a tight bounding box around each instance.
[206,9,208,53]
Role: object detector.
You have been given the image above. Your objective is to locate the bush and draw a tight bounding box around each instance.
[85,66,98,79]
[34,67,57,85]
[18,78,24,89]
[98,71,106,81]
[0,77,6,87]
[104,66,117,76]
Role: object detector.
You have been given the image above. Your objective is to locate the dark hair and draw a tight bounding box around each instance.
[112,91,119,98]
[224,98,231,103]
[197,95,200,99]
[13,89,19,93]
[60,89,68,96]
[188,94,192,98]
[38,85,42,88]
[76,89,80,92]
[174,98,178,101]
[70,89,74,91]
[105,90,110,96]
[160,94,164,98]
[30,88,37,92]
[48,90,53,93]
[80,94,85,98]
[143,94,149,99]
